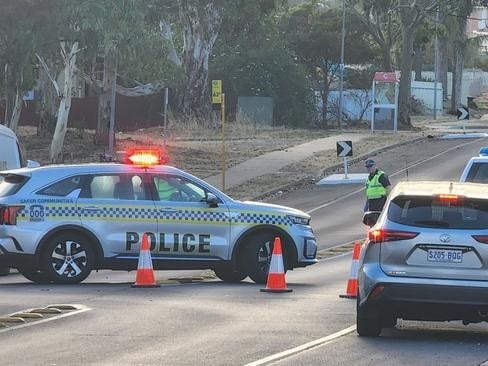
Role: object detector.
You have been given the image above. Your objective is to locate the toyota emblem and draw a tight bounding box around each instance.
[439,234,451,243]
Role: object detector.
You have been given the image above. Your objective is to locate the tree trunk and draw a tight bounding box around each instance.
[95,45,117,145]
[177,3,221,120]
[8,89,22,132]
[37,60,59,136]
[398,24,415,129]
[161,3,222,120]
[451,15,468,111]
[381,47,393,72]
[413,47,423,81]
[438,36,448,102]
[321,77,329,127]
[50,42,78,163]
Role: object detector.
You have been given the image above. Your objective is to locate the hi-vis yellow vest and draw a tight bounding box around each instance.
[366,170,387,199]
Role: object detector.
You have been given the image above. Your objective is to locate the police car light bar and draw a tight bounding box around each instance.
[125,148,167,166]
[479,147,488,156]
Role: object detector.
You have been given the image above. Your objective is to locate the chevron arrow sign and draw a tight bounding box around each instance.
[457,106,469,120]
[337,141,353,157]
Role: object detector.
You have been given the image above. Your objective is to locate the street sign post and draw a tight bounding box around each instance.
[457,105,469,134]
[337,141,353,179]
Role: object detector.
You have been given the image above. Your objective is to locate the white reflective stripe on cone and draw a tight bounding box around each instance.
[349,259,359,278]
[138,251,154,269]
[268,254,284,273]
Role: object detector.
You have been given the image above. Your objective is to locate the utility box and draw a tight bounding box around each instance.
[237,96,273,125]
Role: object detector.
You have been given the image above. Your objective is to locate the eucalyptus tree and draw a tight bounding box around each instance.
[428,0,477,111]
[396,0,439,128]
[348,0,402,72]
[0,0,46,131]
[281,2,375,127]
[210,0,314,126]
[32,0,84,162]
[77,0,169,145]
[157,0,225,120]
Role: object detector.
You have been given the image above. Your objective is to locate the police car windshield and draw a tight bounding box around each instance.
[0,173,29,197]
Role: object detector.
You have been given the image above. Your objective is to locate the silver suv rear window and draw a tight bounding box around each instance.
[388,195,488,230]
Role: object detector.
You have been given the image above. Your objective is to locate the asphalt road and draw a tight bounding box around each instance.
[1,136,488,366]
[269,136,488,250]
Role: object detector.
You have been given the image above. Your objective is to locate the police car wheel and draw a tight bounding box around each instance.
[41,232,95,284]
[245,232,286,285]
[0,266,9,276]
[214,267,247,283]
[17,268,52,284]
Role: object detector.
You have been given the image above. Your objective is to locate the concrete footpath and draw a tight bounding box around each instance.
[205,133,370,190]
[205,118,488,191]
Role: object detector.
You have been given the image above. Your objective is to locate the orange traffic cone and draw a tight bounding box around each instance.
[260,237,292,293]
[132,233,160,288]
[339,241,361,299]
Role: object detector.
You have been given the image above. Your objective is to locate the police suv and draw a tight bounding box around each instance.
[459,147,488,183]
[0,149,317,284]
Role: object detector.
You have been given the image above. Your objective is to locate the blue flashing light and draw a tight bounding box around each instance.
[479,147,488,156]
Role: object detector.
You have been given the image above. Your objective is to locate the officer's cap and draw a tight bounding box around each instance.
[364,159,375,168]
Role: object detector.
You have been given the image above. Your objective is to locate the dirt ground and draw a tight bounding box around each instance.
[16,116,457,201]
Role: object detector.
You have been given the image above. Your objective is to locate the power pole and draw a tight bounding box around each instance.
[338,0,346,130]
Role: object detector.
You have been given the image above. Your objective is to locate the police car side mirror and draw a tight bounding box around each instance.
[206,193,218,208]
[362,211,381,226]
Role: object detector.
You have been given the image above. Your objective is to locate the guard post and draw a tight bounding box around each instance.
[212,80,225,192]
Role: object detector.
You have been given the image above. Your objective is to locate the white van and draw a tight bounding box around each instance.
[0,125,39,275]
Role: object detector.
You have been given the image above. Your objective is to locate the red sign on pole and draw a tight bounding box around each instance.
[373,72,398,83]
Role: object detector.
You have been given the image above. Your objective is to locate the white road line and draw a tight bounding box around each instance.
[244,325,356,366]
[306,138,483,215]
[0,305,91,333]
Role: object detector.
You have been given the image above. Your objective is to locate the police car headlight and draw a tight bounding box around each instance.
[287,215,310,226]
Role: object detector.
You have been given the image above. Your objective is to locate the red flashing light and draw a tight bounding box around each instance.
[124,148,167,167]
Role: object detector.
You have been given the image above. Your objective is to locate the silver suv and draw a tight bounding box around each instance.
[358,181,488,336]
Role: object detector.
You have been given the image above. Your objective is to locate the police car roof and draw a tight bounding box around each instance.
[3,162,185,176]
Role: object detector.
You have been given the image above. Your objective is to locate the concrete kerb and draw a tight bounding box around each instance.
[251,134,429,201]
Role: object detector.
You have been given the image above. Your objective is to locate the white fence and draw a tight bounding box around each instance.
[322,69,488,123]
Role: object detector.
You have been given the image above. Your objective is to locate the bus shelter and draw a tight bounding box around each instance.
[371,72,399,133]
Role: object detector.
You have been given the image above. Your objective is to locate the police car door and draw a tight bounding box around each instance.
[150,174,231,262]
[76,173,157,260]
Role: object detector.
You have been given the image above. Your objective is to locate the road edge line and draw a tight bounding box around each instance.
[244,325,356,366]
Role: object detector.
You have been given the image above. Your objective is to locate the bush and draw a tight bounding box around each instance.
[409,95,426,115]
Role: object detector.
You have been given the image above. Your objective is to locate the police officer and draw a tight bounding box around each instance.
[364,158,391,212]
